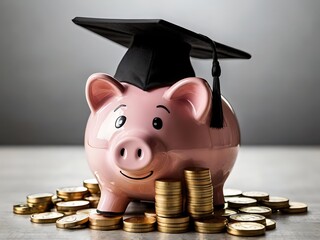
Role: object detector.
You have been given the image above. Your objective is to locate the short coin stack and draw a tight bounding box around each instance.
[261,196,290,210]
[155,179,183,217]
[27,193,54,212]
[89,213,122,230]
[56,200,90,215]
[31,212,64,224]
[184,167,214,218]
[83,179,101,208]
[157,215,190,233]
[227,222,266,237]
[56,187,89,201]
[194,216,227,233]
[123,216,156,233]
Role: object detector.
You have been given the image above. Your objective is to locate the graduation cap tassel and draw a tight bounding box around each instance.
[209,39,224,128]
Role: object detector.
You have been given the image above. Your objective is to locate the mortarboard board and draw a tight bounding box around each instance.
[72,17,251,128]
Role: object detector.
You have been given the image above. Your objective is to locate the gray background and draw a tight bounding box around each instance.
[1,0,319,145]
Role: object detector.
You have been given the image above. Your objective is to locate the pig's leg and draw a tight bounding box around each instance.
[97,190,130,216]
[213,184,225,209]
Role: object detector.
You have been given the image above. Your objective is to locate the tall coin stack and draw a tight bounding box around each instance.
[184,167,214,218]
[155,179,183,217]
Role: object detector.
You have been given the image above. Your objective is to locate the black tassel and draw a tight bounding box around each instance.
[209,41,224,128]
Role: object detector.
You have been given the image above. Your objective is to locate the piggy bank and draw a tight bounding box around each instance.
[84,73,240,215]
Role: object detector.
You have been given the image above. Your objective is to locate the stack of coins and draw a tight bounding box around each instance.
[89,213,122,230]
[155,179,183,217]
[56,187,89,201]
[13,204,38,215]
[26,193,54,213]
[242,191,269,202]
[194,216,227,233]
[157,215,189,233]
[123,216,156,233]
[56,200,90,215]
[184,167,214,218]
[280,202,308,214]
[227,222,266,237]
[83,179,101,208]
[56,214,89,229]
[261,196,290,210]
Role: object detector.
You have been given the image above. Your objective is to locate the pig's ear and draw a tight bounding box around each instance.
[163,77,212,124]
[86,73,125,112]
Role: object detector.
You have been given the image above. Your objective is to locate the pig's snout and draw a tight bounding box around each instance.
[113,136,153,171]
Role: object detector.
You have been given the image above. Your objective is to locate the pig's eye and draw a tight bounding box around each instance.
[115,116,126,128]
[152,117,163,130]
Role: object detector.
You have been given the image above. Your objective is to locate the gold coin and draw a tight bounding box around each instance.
[56,200,90,211]
[157,225,188,233]
[155,189,182,195]
[51,195,63,205]
[184,167,210,173]
[144,209,157,218]
[89,213,122,227]
[214,208,238,217]
[194,216,227,228]
[27,193,53,204]
[157,215,189,224]
[227,222,265,237]
[56,186,88,200]
[30,212,64,223]
[224,189,242,197]
[229,213,266,225]
[265,219,276,230]
[157,221,189,228]
[227,197,257,208]
[195,226,225,233]
[67,223,88,229]
[89,224,121,231]
[56,214,89,229]
[261,196,289,209]
[13,204,38,215]
[242,191,269,201]
[84,196,100,208]
[155,179,181,188]
[239,206,272,217]
[83,178,99,188]
[123,216,156,227]
[280,202,308,213]
[123,226,155,233]
[76,208,97,216]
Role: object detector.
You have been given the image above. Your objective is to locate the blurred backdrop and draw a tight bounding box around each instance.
[0,0,319,145]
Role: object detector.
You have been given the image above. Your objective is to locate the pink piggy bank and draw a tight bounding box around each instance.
[84,73,240,215]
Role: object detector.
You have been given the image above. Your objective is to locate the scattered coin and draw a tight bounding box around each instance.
[239,206,272,217]
[242,191,269,201]
[227,222,266,237]
[265,218,276,230]
[280,202,308,214]
[224,189,242,197]
[30,212,64,224]
[229,213,266,225]
[227,197,257,209]
[56,214,89,229]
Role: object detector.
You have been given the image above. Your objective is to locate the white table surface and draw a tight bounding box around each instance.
[0,146,319,239]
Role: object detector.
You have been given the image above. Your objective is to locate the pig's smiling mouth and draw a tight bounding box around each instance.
[120,171,153,180]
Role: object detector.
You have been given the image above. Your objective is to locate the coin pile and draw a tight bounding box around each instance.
[13,193,54,215]
[123,216,156,233]
[157,215,189,233]
[261,196,290,210]
[89,213,122,230]
[155,179,183,217]
[184,167,214,218]
[194,216,227,233]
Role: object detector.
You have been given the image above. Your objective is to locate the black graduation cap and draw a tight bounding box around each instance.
[72,17,251,128]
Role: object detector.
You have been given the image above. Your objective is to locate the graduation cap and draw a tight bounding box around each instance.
[72,17,251,128]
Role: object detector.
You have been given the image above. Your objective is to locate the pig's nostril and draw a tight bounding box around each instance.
[137,148,142,158]
[120,148,126,157]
